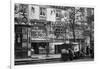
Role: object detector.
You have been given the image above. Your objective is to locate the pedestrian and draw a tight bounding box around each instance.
[90,48,94,58]
[31,48,34,58]
[61,49,69,61]
[86,46,89,56]
[28,49,31,58]
[61,49,66,61]
[68,48,74,61]
[66,50,69,61]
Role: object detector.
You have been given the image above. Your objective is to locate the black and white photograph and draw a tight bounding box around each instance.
[14,3,94,65]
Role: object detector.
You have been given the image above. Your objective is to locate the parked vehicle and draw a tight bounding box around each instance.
[60,42,80,60]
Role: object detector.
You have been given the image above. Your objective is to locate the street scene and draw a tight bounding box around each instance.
[14,3,94,65]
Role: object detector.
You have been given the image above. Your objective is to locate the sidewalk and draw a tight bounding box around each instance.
[15,54,61,61]
[15,54,93,65]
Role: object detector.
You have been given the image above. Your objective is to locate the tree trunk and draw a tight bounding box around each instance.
[70,8,76,42]
[72,20,76,42]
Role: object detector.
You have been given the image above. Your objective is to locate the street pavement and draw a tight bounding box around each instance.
[15,54,94,65]
[15,54,61,61]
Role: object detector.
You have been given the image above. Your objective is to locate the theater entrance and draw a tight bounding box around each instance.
[31,42,49,54]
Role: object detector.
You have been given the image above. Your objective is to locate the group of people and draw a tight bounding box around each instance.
[61,46,94,62]
[61,48,74,61]
[86,46,94,58]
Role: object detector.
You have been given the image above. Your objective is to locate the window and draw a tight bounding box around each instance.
[50,9,55,15]
[31,7,35,13]
[22,42,27,48]
[15,4,19,14]
[40,7,46,16]
[22,27,28,40]
[19,4,28,13]
[56,10,61,17]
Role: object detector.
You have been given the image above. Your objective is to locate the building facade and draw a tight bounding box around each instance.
[14,4,93,59]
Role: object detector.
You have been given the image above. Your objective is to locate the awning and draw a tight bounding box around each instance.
[31,38,50,43]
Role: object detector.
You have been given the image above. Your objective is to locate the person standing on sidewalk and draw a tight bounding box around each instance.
[61,49,69,61]
[31,48,34,58]
[68,48,74,61]
[90,48,94,58]
[86,46,89,56]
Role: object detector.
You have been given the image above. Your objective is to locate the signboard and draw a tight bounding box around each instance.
[31,26,46,39]
[74,44,79,52]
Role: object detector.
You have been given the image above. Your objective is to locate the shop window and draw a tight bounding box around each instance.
[15,27,22,33]
[22,42,27,48]
[39,46,46,54]
[40,7,46,16]
[22,27,28,40]
[22,27,27,34]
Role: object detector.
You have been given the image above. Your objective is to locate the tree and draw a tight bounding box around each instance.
[69,7,85,42]
[83,8,94,48]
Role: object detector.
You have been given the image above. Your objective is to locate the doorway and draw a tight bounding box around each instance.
[31,42,49,54]
[31,43,39,54]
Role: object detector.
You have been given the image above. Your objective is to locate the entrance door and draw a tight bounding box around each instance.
[31,43,39,54]
[55,45,62,54]
[31,42,49,54]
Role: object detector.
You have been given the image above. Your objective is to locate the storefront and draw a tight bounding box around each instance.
[31,40,49,54]
[15,24,31,59]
